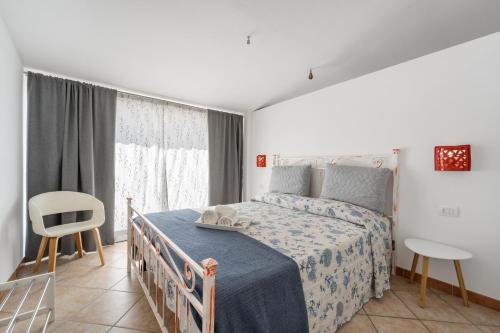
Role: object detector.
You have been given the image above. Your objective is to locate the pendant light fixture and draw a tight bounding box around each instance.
[308,68,314,80]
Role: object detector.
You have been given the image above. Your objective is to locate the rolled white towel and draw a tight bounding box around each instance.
[217,216,234,227]
[233,217,251,229]
[215,205,237,218]
[201,210,218,225]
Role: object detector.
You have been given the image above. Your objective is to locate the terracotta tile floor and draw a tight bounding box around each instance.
[341,276,500,333]
[2,242,160,333]
[3,241,500,332]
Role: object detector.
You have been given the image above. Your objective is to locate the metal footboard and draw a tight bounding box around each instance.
[126,198,217,333]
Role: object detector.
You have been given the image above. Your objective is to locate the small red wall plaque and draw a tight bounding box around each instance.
[256,154,266,168]
[434,145,471,171]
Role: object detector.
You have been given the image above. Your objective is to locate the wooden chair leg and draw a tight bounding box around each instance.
[33,236,49,273]
[92,228,105,266]
[409,253,419,283]
[74,232,84,258]
[48,237,58,273]
[419,256,429,308]
[454,260,469,307]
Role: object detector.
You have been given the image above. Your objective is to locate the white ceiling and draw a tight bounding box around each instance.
[1,0,500,112]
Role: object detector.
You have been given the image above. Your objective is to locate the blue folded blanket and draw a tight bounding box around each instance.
[139,209,309,333]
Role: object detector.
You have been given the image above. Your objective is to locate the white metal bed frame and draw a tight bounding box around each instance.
[127,199,217,333]
[0,272,55,333]
[127,149,400,333]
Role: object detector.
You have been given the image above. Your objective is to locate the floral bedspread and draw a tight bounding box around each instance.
[163,193,391,333]
[232,193,392,332]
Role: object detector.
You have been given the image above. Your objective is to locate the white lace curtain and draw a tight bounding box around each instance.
[114,92,208,231]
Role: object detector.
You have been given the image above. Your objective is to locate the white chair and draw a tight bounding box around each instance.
[28,191,106,273]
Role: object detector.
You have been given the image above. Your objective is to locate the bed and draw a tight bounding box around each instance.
[126,150,400,333]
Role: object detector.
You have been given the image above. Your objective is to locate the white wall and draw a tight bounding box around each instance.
[0,14,24,281]
[248,32,500,300]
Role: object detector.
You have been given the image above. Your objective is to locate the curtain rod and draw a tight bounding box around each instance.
[23,68,244,116]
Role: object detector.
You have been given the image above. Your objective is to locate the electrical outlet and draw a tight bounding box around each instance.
[439,206,460,218]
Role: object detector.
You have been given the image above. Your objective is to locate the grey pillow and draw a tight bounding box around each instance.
[269,165,311,196]
[320,164,391,213]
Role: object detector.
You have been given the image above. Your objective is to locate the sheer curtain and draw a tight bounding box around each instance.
[114,93,208,232]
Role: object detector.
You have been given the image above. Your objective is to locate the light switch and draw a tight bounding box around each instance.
[439,206,460,218]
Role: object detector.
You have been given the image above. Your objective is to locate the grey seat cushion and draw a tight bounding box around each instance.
[269,165,311,196]
[320,164,392,213]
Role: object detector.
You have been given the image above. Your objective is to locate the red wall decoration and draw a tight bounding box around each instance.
[256,154,266,168]
[434,145,471,171]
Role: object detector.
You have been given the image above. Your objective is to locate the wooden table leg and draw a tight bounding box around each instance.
[454,260,469,307]
[409,253,419,283]
[419,256,429,308]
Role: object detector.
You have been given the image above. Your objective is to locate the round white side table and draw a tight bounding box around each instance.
[404,238,472,308]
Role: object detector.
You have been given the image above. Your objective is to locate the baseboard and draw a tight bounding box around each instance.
[0,257,26,299]
[396,266,500,312]
[7,257,26,281]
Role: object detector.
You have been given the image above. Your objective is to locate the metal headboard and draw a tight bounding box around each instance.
[272,148,401,274]
[272,149,400,220]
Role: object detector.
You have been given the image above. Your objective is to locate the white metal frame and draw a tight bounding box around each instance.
[127,149,401,332]
[127,198,217,333]
[0,272,55,333]
[272,149,400,218]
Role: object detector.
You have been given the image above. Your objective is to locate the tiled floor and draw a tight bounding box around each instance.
[340,276,500,333]
[2,242,160,333]
[3,241,500,333]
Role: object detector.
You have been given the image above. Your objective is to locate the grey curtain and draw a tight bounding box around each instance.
[26,72,117,260]
[207,110,243,205]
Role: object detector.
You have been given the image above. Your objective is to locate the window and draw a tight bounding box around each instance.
[114,93,208,236]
